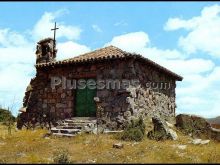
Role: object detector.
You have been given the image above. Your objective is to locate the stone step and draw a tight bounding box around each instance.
[64,119,97,124]
[51,128,81,134]
[61,122,96,127]
[51,117,98,137]
[103,130,124,134]
[52,133,77,137]
[56,126,83,129]
[70,117,97,120]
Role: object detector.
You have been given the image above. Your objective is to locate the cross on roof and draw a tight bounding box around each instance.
[51,22,59,56]
[51,22,59,42]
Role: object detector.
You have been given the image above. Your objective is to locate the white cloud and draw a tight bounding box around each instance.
[164,17,200,31]
[0,46,35,65]
[0,44,35,114]
[105,31,150,52]
[0,64,34,92]
[176,66,220,117]
[160,59,215,75]
[57,41,91,60]
[164,4,220,57]
[92,24,102,33]
[32,9,82,41]
[0,28,29,47]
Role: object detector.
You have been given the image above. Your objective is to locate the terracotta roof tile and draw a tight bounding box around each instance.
[35,45,183,81]
[63,45,128,62]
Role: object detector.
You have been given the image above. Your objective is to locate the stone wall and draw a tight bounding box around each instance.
[94,58,177,130]
[20,58,177,129]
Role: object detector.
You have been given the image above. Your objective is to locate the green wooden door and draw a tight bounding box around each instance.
[75,80,96,117]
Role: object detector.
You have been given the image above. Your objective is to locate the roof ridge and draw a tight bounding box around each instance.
[35,46,183,81]
[62,45,126,62]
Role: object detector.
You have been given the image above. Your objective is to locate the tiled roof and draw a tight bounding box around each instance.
[63,46,128,61]
[35,45,183,81]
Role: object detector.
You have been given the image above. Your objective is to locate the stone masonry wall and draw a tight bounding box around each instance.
[21,58,177,129]
[96,59,176,130]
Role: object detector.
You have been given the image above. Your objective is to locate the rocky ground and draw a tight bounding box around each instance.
[0,115,220,164]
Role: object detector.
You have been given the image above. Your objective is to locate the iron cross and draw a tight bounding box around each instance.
[51,22,59,41]
[51,22,59,56]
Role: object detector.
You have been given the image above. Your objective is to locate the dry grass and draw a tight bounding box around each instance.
[0,123,220,163]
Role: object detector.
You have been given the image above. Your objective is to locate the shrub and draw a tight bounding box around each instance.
[121,117,146,141]
[0,108,16,123]
[53,149,71,164]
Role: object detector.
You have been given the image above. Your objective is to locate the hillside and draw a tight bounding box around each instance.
[207,116,220,125]
[0,108,16,123]
[206,116,220,129]
[0,124,220,163]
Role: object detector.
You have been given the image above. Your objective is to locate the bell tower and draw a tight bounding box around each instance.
[35,38,57,64]
[35,22,59,64]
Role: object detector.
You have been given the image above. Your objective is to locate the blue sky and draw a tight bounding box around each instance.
[0,2,220,118]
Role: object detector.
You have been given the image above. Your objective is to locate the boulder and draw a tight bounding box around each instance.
[210,128,220,141]
[191,139,202,145]
[176,114,220,141]
[176,114,211,135]
[147,116,178,141]
[169,129,178,140]
[189,139,210,145]
[200,139,210,145]
[166,121,174,128]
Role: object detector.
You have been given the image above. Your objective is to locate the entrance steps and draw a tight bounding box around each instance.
[50,117,97,137]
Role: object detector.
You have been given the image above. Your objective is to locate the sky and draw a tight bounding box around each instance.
[0,2,220,118]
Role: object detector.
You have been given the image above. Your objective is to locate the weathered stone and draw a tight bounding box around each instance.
[166,121,174,128]
[106,121,117,130]
[92,126,104,134]
[113,143,124,149]
[94,97,100,102]
[67,101,72,108]
[113,107,121,112]
[200,139,210,145]
[98,90,109,98]
[57,87,63,93]
[176,114,220,142]
[116,115,125,124]
[50,107,56,113]
[56,103,66,108]
[42,103,47,108]
[65,108,72,113]
[126,86,137,98]
[67,91,72,96]
[61,93,66,98]
[124,111,131,119]
[147,116,178,141]
[50,99,56,104]
[189,139,210,145]
[168,129,178,140]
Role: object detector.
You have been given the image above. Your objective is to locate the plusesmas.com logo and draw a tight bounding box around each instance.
[50,76,172,90]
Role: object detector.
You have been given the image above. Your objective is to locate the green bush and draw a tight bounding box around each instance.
[0,108,16,124]
[121,117,146,141]
[53,149,71,164]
